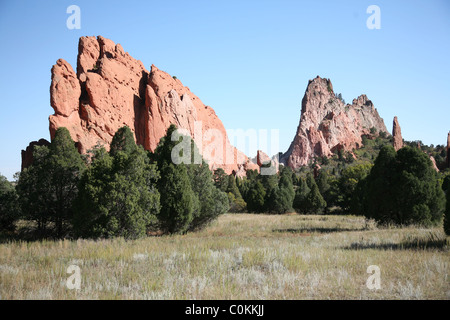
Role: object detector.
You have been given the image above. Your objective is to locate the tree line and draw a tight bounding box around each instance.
[214,145,449,233]
[1,126,449,240]
[0,125,229,240]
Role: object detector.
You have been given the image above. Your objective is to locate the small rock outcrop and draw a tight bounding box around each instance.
[256,150,279,173]
[280,76,388,169]
[429,155,439,172]
[392,116,403,151]
[21,139,51,171]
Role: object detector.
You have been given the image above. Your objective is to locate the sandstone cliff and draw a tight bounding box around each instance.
[46,36,256,175]
[280,76,388,169]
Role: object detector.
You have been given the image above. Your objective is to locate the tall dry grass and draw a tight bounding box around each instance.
[0,214,448,299]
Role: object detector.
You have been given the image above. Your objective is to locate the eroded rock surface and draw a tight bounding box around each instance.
[281,76,388,169]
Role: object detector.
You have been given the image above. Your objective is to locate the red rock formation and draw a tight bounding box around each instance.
[21,139,51,171]
[256,150,279,174]
[47,36,256,175]
[257,150,271,167]
[281,76,388,169]
[392,116,403,151]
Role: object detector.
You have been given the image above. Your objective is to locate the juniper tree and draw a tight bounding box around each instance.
[363,146,445,226]
[74,129,160,239]
[0,174,19,232]
[17,127,85,237]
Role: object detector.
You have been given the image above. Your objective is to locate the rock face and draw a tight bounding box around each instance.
[256,150,271,167]
[429,155,439,172]
[280,76,388,169]
[47,36,256,175]
[392,116,403,151]
[21,139,51,171]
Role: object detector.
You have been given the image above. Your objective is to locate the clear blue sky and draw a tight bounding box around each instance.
[1,0,449,180]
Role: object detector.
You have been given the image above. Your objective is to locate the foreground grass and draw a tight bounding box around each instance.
[0,214,449,299]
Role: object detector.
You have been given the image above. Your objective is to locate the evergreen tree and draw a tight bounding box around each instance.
[444,188,450,236]
[304,181,327,214]
[226,174,246,212]
[109,126,137,156]
[363,145,397,222]
[213,168,228,192]
[393,146,445,225]
[152,124,197,234]
[293,177,310,214]
[338,163,372,212]
[0,174,19,232]
[17,127,85,237]
[364,146,445,226]
[74,138,160,239]
[261,173,278,211]
[226,174,241,199]
[268,167,294,214]
[316,170,330,196]
[246,180,266,213]
[158,161,196,233]
[187,159,228,231]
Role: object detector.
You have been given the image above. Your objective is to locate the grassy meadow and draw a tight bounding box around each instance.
[0,213,449,300]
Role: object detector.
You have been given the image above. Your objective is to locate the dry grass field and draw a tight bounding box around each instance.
[0,214,449,300]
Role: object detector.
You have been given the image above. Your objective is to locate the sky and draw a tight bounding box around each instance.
[0,0,449,180]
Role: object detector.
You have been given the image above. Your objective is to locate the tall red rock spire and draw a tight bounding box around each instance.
[392,116,403,151]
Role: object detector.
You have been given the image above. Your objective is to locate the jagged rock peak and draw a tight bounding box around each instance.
[43,36,258,175]
[281,76,388,169]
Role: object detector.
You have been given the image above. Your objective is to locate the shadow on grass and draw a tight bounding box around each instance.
[273,227,365,234]
[343,239,449,251]
[0,228,64,243]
